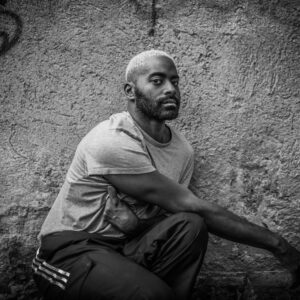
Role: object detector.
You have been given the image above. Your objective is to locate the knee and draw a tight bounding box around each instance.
[175,212,207,233]
[172,212,208,243]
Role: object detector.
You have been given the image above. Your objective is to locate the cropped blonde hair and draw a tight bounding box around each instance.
[125,50,175,81]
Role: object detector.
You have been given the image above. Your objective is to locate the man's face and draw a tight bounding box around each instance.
[133,56,181,121]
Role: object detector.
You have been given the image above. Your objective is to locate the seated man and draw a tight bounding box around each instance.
[33,50,300,300]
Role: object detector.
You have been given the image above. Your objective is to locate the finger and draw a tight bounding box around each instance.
[107,185,119,206]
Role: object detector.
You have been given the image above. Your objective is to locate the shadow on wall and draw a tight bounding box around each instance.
[0,1,22,56]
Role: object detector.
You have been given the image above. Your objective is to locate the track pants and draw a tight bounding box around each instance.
[33,212,208,300]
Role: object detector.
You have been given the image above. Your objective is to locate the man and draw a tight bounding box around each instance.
[33,50,300,300]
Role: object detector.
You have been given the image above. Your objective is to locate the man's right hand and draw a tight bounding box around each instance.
[274,238,300,289]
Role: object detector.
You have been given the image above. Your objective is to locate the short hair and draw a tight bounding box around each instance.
[125,49,175,82]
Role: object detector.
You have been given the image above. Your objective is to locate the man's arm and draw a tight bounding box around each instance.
[104,171,300,281]
[105,171,282,251]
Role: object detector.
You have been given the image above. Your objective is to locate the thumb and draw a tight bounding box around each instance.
[107,186,119,206]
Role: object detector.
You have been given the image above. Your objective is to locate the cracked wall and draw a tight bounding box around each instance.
[0,0,299,299]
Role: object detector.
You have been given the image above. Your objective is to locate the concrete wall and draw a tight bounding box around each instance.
[0,0,299,299]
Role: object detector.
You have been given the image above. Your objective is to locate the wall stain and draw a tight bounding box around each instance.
[0,4,22,56]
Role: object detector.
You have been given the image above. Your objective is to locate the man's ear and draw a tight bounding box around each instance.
[124,82,135,101]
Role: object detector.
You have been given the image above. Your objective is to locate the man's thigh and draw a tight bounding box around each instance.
[80,246,174,300]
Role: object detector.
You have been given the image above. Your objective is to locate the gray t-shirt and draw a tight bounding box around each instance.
[39,112,194,240]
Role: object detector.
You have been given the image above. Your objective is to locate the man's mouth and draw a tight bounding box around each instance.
[162,102,177,109]
[160,98,179,107]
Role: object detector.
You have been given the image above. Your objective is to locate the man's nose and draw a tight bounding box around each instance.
[164,80,177,96]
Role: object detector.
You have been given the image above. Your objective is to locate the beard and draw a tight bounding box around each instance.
[134,88,180,121]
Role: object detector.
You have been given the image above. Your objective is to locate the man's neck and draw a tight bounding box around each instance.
[128,110,171,144]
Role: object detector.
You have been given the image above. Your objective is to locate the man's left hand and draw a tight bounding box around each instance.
[104,186,140,236]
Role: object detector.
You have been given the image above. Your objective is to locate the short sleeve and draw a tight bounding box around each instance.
[83,129,156,176]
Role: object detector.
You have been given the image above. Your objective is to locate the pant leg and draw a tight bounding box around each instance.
[33,232,175,300]
[80,245,175,300]
[123,212,208,300]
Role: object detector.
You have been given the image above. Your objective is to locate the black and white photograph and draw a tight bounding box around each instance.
[0,0,299,299]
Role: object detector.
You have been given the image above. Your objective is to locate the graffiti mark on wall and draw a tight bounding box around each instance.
[0,6,22,56]
[128,0,158,36]
[148,0,157,36]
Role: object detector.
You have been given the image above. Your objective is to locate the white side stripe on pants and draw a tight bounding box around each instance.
[32,251,70,290]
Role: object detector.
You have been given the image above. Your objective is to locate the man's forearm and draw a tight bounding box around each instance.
[195,201,285,255]
[201,205,300,284]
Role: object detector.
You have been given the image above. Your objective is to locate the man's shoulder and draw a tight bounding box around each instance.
[84,111,142,139]
[81,111,144,146]
[75,111,154,175]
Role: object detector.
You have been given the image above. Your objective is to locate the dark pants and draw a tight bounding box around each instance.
[33,212,208,300]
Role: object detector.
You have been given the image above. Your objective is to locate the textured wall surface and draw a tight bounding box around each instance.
[0,0,299,299]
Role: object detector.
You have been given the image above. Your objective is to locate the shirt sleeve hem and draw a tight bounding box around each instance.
[87,166,156,176]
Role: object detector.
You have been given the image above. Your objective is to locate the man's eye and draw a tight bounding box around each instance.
[152,79,162,85]
[172,81,179,87]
